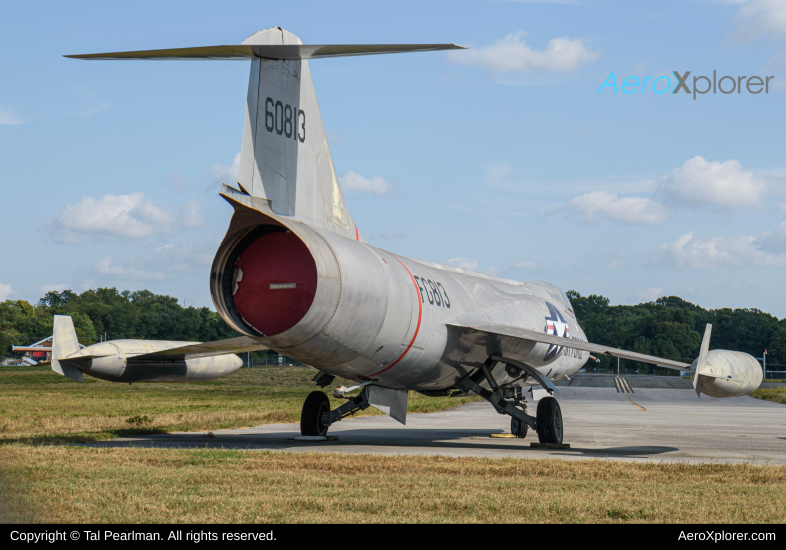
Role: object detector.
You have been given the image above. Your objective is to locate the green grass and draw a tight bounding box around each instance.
[751,386,786,405]
[0,365,479,445]
[1,446,784,524]
[4,364,785,524]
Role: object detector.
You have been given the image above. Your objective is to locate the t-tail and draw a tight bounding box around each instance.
[66,28,465,240]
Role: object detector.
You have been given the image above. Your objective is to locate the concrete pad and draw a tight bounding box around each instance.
[89,382,786,465]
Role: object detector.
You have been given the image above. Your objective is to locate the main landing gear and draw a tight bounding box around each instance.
[300,391,331,436]
[455,356,563,445]
[535,396,563,444]
[300,384,372,437]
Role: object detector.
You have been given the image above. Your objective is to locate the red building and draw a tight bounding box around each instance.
[13,336,53,364]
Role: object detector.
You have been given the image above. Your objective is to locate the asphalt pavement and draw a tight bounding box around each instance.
[90,375,786,465]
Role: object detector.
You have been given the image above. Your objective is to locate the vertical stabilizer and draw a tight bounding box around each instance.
[52,315,83,382]
[238,27,360,240]
[66,30,466,241]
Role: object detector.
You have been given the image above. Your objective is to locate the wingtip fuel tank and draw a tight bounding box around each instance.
[51,315,243,383]
[690,350,763,398]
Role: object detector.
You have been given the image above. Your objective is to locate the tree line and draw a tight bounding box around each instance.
[567,291,786,374]
[0,288,244,357]
[1,288,784,373]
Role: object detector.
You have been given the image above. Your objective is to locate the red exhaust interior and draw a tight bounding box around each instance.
[232,231,318,336]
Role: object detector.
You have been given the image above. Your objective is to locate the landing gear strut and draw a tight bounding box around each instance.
[299,386,372,437]
[456,356,563,445]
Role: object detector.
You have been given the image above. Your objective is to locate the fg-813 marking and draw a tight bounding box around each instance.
[264,97,305,143]
[414,276,450,308]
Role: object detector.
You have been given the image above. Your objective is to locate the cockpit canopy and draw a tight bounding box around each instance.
[529,281,574,314]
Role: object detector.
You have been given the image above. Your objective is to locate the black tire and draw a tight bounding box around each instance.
[536,396,563,444]
[511,416,528,438]
[301,391,330,436]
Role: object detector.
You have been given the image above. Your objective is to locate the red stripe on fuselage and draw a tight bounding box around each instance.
[368,257,422,377]
[355,226,359,241]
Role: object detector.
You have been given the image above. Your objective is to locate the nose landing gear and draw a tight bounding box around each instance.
[511,416,528,438]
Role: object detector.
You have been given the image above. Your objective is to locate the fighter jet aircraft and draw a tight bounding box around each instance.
[61,27,763,444]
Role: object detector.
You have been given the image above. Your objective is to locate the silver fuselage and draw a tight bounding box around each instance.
[210,199,588,392]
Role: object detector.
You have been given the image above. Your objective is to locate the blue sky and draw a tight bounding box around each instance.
[1,0,785,317]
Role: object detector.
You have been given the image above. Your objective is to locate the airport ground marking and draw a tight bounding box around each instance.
[615,376,649,412]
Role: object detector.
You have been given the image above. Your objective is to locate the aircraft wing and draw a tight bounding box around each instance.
[447,323,692,371]
[127,336,268,361]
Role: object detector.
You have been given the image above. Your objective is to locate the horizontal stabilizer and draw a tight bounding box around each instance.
[128,336,267,361]
[449,323,692,371]
[65,43,466,61]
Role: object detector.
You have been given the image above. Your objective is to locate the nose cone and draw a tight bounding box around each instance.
[232,231,317,336]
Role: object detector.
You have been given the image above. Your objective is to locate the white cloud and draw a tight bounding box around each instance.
[0,106,24,125]
[447,257,479,270]
[485,266,501,276]
[759,220,786,252]
[633,287,662,303]
[95,257,166,282]
[93,244,213,282]
[45,192,203,243]
[448,31,601,75]
[152,244,214,272]
[651,232,786,269]
[379,230,406,239]
[606,250,626,269]
[725,0,786,44]
[162,170,186,192]
[724,280,754,292]
[659,156,770,209]
[326,129,346,145]
[555,191,669,225]
[339,170,391,196]
[483,163,512,186]
[514,260,540,270]
[40,284,69,295]
[0,284,12,301]
[206,153,240,188]
[180,201,204,229]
